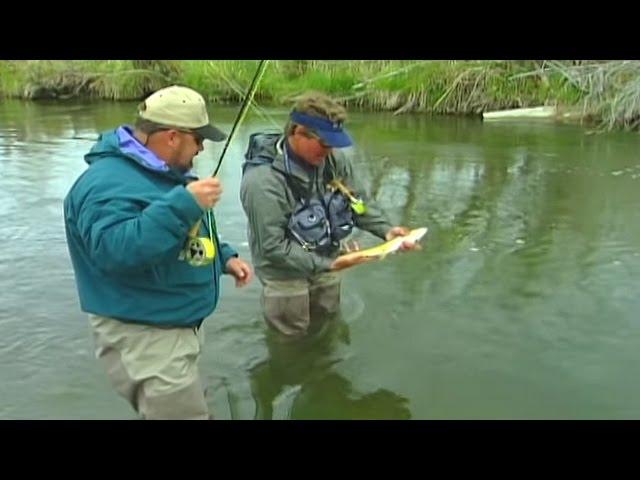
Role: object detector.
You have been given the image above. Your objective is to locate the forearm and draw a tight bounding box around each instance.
[354,201,392,240]
[261,234,334,276]
[339,157,393,239]
[80,186,203,272]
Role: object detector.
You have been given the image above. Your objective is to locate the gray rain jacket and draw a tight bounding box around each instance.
[240,133,392,280]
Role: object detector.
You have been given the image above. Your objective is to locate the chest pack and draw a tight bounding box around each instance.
[243,132,359,254]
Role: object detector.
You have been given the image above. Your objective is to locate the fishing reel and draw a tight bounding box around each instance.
[180,60,268,268]
[183,220,216,267]
[328,179,367,215]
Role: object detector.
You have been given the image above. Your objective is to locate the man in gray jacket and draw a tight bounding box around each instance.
[240,91,417,337]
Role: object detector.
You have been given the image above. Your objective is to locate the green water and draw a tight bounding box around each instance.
[1,99,639,419]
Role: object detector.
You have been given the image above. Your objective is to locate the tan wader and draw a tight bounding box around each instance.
[260,272,341,337]
[89,314,209,420]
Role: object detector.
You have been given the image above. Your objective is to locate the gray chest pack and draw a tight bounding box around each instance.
[243,133,358,254]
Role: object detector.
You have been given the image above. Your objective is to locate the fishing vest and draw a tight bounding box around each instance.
[243,132,356,253]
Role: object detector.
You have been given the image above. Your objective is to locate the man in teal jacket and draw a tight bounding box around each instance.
[64,85,253,419]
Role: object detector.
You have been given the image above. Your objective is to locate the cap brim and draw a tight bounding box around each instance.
[195,124,227,142]
[315,129,353,148]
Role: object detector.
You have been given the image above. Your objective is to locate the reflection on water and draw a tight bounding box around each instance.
[2,99,640,419]
[250,318,411,420]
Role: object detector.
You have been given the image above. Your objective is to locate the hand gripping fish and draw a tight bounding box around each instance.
[340,227,428,261]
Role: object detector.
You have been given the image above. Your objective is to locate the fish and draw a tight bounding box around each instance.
[341,227,428,261]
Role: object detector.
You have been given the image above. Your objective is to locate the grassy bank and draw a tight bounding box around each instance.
[1,60,638,131]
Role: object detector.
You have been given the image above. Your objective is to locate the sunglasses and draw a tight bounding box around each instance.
[150,127,204,147]
[175,129,204,147]
[298,128,332,149]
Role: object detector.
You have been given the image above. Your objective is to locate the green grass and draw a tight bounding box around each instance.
[2,60,636,131]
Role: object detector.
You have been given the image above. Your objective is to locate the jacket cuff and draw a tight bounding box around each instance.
[220,243,239,271]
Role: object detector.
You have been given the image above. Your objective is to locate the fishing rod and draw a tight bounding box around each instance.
[185,60,270,267]
[212,60,269,177]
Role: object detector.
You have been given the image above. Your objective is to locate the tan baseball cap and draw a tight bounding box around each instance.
[138,85,227,142]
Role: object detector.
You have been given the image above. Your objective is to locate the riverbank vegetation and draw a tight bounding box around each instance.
[1,60,638,131]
